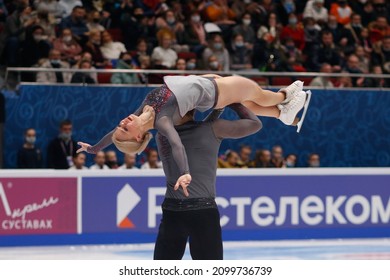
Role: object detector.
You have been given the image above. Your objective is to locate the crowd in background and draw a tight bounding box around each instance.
[2,0,390,169]
[16,120,321,170]
[0,0,389,87]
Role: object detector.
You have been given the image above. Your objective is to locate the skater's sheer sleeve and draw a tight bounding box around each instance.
[212,104,262,139]
[86,128,116,154]
[155,116,189,175]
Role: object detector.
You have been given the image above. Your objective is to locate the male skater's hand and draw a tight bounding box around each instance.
[174,174,192,197]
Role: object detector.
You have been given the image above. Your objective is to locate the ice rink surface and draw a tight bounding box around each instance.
[1,239,390,260]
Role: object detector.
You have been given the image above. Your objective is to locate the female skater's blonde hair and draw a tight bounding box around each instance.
[112,132,153,155]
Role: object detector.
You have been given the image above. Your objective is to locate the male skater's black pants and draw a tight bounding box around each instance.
[153,198,223,260]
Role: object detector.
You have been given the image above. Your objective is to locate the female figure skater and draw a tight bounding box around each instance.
[77,74,310,191]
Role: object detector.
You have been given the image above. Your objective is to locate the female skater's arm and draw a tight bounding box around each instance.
[213,103,262,139]
[155,116,191,196]
[77,128,116,154]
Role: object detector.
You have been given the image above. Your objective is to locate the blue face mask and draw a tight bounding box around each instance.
[59,132,72,141]
[235,41,245,48]
[214,43,223,50]
[25,136,36,145]
[186,62,196,70]
[289,18,297,25]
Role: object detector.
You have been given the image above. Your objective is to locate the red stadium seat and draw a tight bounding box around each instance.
[177,52,197,60]
[107,28,123,42]
[270,76,293,86]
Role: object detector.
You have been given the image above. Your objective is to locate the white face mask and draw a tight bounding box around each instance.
[243,19,251,26]
[191,15,200,23]
[63,35,72,42]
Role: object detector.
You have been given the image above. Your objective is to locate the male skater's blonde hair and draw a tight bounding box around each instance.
[112,132,153,155]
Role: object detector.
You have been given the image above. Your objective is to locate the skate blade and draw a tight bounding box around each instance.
[296,90,312,133]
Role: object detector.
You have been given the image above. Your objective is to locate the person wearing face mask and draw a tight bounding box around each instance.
[284,154,297,168]
[183,11,207,56]
[232,13,255,49]
[202,34,230,71]
[17,128,43,169]
[36,49,72,83]
[280,13,305,51]
[229,33,253,71]
[53,28,82,63]
[186,58,198,71]
[59,5,88,45]
[19,24,51,81]
[276,0,296,26]
[86,10,105,32]
[47,120,78,169]
[111,51,140,84]
[58,0,83,18]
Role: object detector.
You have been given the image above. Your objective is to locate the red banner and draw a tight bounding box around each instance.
[0,178,77,235]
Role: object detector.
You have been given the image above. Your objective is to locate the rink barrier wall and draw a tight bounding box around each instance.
[0,168,389,247]
[3,85,390,168]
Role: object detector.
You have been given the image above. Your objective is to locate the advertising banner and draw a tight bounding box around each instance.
[82,174,390,238]
[0,178,77,235]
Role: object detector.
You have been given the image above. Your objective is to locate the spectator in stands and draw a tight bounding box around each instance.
[34,9,56,41]
[69,153,88,170]
[58,0,82,18]
[270,145,284,168]
[70,59,96,84]
[59,5,88,45]
[1,3,37,66]
[359,27,373,56]
[89,151,109,170]
[307,153,320,167]
[302,17,320,70]
[372,36,390,75]
[275,0,296,26]
[218,150,240,168]
[345,13,364,47]
[280,13,305,51]
[232,12,256,48]
[368,16,390,45]
[72,51,98,82]
[119,153,138,169]
[100,30,127,60]
[311,30,342,72]
[330,0,353,25]
[105,150,119,169]
[20,25,52,81]
[237,145,252,168]
[202,33,230,71]
[256,13,282,49]
[155,10,188,52]
[53,28,82,65]
[205,54,222,71]
[335,72,353,88]
[324,14,355,56]
[175,58,186,71]
[363,65,387,88]
[34,0,65,22]
[284,153,297,168]
[141,149,163,169]
[137,54,152,84]
[132,38,151,67]
[83,29,110,68]
[281,37,305,72]
[182,10,208,56]
[47,119,77,169]
[17,128,42,168]
[309,62,334,88]
[86,10,105,32]
[36,49,72,83]
[229,33,253,71]
[111,51,140,84]
[151,29,178,69]
[303,0,328,25]
[251,149,273,168]
[343,54,365,87]
[360,1,377,27]
[354,45,370,74]
[254,32,285,72]
[186,57,198,71]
